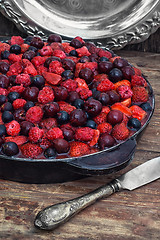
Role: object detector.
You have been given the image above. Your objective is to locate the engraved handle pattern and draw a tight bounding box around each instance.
[34,180,121,230]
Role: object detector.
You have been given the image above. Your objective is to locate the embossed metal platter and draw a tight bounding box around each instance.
[0,0,160,49]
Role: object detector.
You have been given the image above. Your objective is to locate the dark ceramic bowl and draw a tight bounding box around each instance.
[0,78,154,183]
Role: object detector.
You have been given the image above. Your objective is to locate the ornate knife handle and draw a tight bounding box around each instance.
[34,180,122,230]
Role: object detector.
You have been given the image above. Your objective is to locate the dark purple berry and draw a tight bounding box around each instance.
[23,101,35,111]
[1,50,10,59]
[47,34,62,43]
[98,61,113,74]
[107,110,123,125]
[43,102,60,117]
[22,50,35,61]
[78,56,89,63]
[0,95,6,105]
[98,133,115,150]
[70,39,82,48]
[20,121,34,136]
[30,37,44,49]
[84,99,102,117]
[108,90,120,104]
[53,138,70,153]
[2,142,19,156]
[1,102,13,112]
[127,118,141,130]
[0,75,10,88]
[32,75,45,89]
[97,92,110,105]
[68,91,80,103]
[10,44,21,54]
[57,111,69,124]
[85,120,97,129]
[44,147,56,158]
[62,58,75,71]
[73,99,84,109]
[44,56,61,68]
[14,108,26,122]
[23,87,39,102]
[70,109,87,126]
[0,62,10,74]
[54,86,68,101]
[61,70,74,80]
[8,92,20,103]
[2,111,14,123]
[69,50,78,57]
[79,68,93,83]
[113,58,128,69]
[140,102,152,112]
[121,66,135,80]
[61,127,74,141]
[108,68,123,83]
[0,124,6,137]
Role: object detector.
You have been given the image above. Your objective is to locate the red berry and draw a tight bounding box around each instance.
[5,120,21,136]
[26,106,43,123]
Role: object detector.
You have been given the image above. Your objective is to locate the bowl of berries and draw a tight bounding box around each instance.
[0,34,154,183]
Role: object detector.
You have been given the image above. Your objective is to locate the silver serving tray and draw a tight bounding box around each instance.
[0,0,160,49]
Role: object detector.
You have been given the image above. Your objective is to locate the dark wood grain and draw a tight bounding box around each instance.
[0,51,160,240]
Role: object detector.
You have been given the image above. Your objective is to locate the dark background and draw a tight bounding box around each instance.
[0,12,160,53]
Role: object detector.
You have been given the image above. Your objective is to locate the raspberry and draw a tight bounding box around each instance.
[38,86,54,104]
[117,85,133,99]
[132,86,148,103]
[75,63,83,77]
[69,141,90,157]
[21,143,43,158]
[0,42,10,54]
[50,42,63,50]
[12,99,27,109]
[31,56,46,67]
[39,118,58,130]
[58,101,76,114]
[131,75,147,87]
[29,127,44,143]
[75,127,95,141]
[76,46,91,57]
[15,73,31,87]
[97,122,112,134]
[62,42,75,53]
[26,106,43,123]
[93,112,107,125]
[8,54,22,63]
[82,62,98,72]
[5,135,27,145]
[101,106,110,115]
[7,62,23,76]
[23,64,37,76]
[97,78,115,92]
[112,122,130,140]
[36,65,48,75]
[61,79,78,92]
[52,49,66,59]
[39,46,53,56]
[5,120,21,136]
[11,36,24,45]
[42,72,62,85]
[130,105,147,121]
[49,60,64,75]
[39,136,52,149]
[0,88,8,96]
[46,127,64,140]
[21,43,29,53]
[98,49,112,59]
[9,84,25,93]
[78,88,92,100]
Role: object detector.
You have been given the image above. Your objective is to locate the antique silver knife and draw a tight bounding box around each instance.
[34,156,160,230]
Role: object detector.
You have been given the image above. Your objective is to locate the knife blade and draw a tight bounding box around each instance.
[34,156,160,230]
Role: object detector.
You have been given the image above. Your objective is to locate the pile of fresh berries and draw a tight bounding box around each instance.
[0,34,152,159]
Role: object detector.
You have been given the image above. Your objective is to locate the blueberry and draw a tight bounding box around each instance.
[127,118,141,130]
[99,57,109,62]
[1,102,13,112]
[108,68,123,83]
[10,44,21,54]
[61,70,74,80]
[2,111,14,123]
[24,36,33,43]
[8,92,20,103]
[69,50,78,57]
[86,120,97,129]
[28,46,37,52]
[91,89,101,99]
[0,95,6,105]
[2,142,19,156]
[23,101,35,111]
[73,99,84,109]
[140,102,152,112]
[57,111,69,124]
[32,75,45,89]
[1,50,10,59]
[0,124,6,137]
[44,147,56,159]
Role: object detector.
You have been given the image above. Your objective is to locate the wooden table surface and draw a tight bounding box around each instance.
[0,51,160,240]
